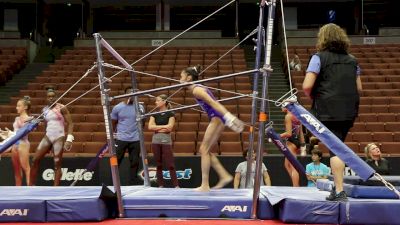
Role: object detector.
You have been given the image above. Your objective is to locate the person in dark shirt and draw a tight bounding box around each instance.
[303,23,362,201]
[148,94,178,188]
[364,143,390,175]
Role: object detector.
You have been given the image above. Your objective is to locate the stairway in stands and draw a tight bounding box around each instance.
[0,63,50,104]
[243,44,290,154]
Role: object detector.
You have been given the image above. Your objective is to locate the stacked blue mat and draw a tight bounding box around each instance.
[261,185,400,225]
[318,175,400,199]
[0,186,112,222]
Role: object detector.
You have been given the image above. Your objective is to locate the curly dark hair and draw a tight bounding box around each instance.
[316,23,350,54]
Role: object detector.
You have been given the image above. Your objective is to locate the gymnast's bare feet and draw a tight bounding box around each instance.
[213,175,233,189]
[194,185,210,192]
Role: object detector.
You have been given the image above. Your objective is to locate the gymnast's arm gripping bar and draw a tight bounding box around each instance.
[99,37,132,69]
[110,69,261,101]
[140,95,247,119]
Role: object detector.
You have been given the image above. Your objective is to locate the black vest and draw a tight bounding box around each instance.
[311,51,360,121]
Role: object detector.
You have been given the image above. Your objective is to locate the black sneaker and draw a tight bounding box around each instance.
[326,186,336,201]
[326,191,348,202]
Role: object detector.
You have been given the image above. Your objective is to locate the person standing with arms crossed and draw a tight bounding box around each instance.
[148,94,179,188]
[303,23,362,201]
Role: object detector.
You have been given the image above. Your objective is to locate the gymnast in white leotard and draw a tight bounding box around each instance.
[30,86,74,186]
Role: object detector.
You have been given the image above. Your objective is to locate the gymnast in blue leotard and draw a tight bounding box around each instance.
[180,65,244,192]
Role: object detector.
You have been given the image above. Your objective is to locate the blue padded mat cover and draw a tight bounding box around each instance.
[340,199,400,225]
[0,200,46,222]
[280,198,339,224]
[47,198,108,221]
[0,186,111,222]
[123,187,274,219]
[317,179,400,199]
[329,175,400,186]
[0,186,108,200]
[260,186,339,224]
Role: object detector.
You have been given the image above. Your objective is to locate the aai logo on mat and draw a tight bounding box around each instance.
[300,114,325,134]
[42,168,93,181]
[139,167,192,181]
[0,209,29,216]
[221,205,247,212]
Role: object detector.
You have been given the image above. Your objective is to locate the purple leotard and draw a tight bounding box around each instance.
[194,85,225,122]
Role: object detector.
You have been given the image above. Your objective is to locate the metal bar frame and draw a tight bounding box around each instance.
[100,37,151,187]
[245,0,266,189]
[251,0,276,219]
[94,34,152,218]
[93,33,125,217]
[91,0,280,220]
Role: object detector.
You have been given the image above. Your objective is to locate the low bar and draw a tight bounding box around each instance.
[141,95,248,119]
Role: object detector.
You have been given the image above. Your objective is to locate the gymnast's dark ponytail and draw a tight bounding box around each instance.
[184,64,202,81]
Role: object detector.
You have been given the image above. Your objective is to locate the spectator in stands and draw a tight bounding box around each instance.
[111,86,145,185]
[364,143,390,175]
[30,87,74,186]
[303,23,362,201]
[234,149,271,189]
[289,54,302,71]
[180,65,244,192]
[11,96,33,186]
[306,148,330,187]
[148,94,179,188]
[280,107,306,187]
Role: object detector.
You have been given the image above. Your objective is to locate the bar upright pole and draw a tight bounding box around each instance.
[93,33,125,218]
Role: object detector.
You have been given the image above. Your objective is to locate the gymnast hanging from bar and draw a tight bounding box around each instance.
[30,86,74,186]
[180,65,244,192]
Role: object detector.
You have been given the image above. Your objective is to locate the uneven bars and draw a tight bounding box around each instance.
[111,69,259,100]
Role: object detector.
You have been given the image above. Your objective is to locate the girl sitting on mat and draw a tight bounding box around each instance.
[11,96,33,186]
[180,65,244,192]
[30,86,74,186]
[280,107,305,187]
[148,94,179,188]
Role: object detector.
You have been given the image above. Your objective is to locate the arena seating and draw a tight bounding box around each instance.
[0,47,27,85]
[286,44,400,156]
[2,46,252,155]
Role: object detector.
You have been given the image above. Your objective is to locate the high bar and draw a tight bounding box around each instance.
[99,37,132,69]
[111,68,260,100]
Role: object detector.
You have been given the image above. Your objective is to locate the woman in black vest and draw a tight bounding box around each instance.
[148,94,179,188]
[303,23,362,201]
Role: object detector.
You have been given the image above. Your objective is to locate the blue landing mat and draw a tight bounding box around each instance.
[330,175,400,186]
[261,186,400,225]
[317,179,400,199]
[121,187,275,219]
[339,198,400,225]
[261,186,339,224]
[0,186,111,222]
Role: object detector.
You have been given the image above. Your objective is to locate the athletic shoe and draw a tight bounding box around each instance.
[326,191,348,201]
